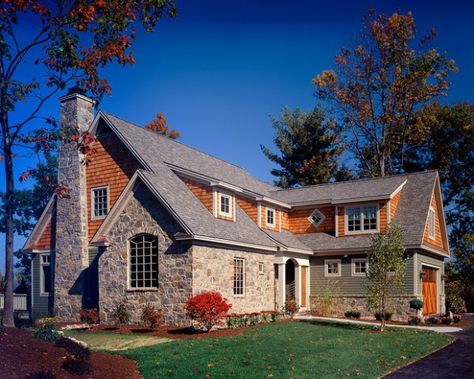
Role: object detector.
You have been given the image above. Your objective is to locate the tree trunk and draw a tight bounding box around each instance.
[1,110,15,327]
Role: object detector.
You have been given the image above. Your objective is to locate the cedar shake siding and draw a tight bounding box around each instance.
[236,196,259,224]
[31,221,53,250]
[288,206,335,234]
[87,127,141,239]
[337,206,345,236]
[379,202,388,232]
[180,177,213,213]
[423,185,449,253]
[390,190,402,221]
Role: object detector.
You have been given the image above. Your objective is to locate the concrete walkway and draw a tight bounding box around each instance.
[385,313,474,378]
[294,314,463,333]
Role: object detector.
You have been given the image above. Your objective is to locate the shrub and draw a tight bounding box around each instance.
[62,356,91,375]
[34,322,61,342]
[316,280,341,316]
[409,299,424,310]
[141,304,163,329]
[111,301,130,326]
[185,291,232,332]
[453,314,462,323]
[425,316,440,324]
[79,308,99,325]
[408,317,422,325]
[446,292,467,314]
[374,312,393,321]
[283,298,299,318]
[344,310,361,319]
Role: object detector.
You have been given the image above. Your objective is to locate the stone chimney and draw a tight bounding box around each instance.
[54,92,95,321]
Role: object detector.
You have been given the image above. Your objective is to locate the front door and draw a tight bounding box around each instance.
[422,266,437,315]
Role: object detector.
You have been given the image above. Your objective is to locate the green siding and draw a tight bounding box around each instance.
[310,253,415,296]
[31,253,51,318]
[415,252,445,296]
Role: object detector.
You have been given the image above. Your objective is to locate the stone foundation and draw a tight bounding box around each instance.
[310,295,421,321]
[98,183,192,326]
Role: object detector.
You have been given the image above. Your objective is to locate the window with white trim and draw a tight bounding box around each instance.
[258,262,264,274]
[428,208,435,239]
[40,254,51,295]
[266,207,275,227]
[346,205,377,232]
[233,258,245,296]
[129,234,158,289]
[308,208,326,227]
[324,259,341,277]
[92,186,109,219]
[352,258,368,276]
[219,193,232,217]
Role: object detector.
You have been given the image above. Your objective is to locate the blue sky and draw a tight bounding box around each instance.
[1,0,473,267]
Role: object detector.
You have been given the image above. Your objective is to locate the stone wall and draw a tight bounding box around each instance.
[192,245,275,314]
[54,93,94,321]
[98,183,192,326]
[310,295,421,321]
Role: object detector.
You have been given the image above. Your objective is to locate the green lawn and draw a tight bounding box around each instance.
[113,321,453,379]
[63,330,170,350]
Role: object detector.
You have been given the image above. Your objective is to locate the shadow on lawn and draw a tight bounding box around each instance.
[299,319,381,331]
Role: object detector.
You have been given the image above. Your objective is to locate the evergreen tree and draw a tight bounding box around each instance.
[261,106,350,188]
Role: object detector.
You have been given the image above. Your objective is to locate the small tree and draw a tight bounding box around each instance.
[185,291,232,332]
[366,224,407,332]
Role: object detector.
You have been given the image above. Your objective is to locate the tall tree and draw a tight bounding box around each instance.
[0,1,176,326]
[313,10,457,177]
[261,106,350,188]
[366,224,407,332]
[145,112,180,139]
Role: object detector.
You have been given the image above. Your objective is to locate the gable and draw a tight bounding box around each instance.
[423,180,449,254]
[289,206,335,235]
[31,221,53,250]
[87,121,141,240]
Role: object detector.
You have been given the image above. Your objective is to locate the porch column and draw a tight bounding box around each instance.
[295,265,301,308]
[276,263,286,310]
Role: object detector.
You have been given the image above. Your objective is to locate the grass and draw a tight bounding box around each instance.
[114,321,453,379]
[63,329,170,350]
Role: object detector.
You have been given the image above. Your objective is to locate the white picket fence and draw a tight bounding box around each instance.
[0,294,28,310]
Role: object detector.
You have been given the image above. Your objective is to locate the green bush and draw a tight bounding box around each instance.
[374,312,393,321]
[425,316,440,324]
[409,299,424,310]
[34,322,61,342]
[408,317,421,325]
[344,310,361,319]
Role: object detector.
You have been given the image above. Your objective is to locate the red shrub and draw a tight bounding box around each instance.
[141,304,163,329]
[185,291,232,332]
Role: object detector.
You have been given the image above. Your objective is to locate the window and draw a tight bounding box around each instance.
[233,258,245,296]
[308,208,326,227]
[92,186,109,219]
[258,262,264,274]
[219,193,232,217]
[324,259,341,277]
[346,205,378,233]
[40,254,51,295]
[352,258,368,276]
[129,234,158,289]
[266,207,275,227]
[428,208,435,239]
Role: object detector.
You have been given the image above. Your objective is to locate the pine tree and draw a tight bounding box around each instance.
[261,106,350,188]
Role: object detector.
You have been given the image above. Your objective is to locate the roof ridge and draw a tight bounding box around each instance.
[101,111,276,191]
[271,170,438,193]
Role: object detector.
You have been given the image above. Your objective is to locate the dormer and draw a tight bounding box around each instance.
[214,189,235,221]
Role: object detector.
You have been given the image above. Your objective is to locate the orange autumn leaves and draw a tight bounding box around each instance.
[145,112,180,139]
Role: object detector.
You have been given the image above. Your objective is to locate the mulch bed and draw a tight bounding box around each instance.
[84,323,258,339]
[0,327,142,379]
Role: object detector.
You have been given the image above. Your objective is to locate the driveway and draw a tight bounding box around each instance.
[385,313,474,379]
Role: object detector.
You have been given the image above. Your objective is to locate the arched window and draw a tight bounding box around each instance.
[129,234,158,289]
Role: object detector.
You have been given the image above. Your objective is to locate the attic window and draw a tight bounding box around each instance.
[92,186,109,219]
[308,208,326,228]
[428,208,435,239]
[218,193,232,217]
[346,205,378,233]
[266,207,275,227]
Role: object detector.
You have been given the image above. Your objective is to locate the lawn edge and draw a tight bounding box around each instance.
[380,336,456,378]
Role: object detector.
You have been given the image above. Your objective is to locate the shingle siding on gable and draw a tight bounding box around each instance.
[87,130,140,239]
[289,206,335,234]
[32,221,52,250]
[390,190,402,221]
[236,196,258,224]
[423,186,448,253]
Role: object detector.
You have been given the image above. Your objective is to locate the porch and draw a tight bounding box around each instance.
[274,255,310,311]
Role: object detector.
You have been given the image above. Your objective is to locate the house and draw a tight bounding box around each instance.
[22,92,450,325]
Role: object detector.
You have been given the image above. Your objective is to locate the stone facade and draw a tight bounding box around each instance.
[54,93,94,321]
[192,245,275,314]
[310,295,420,321]
[99,183,192,326]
